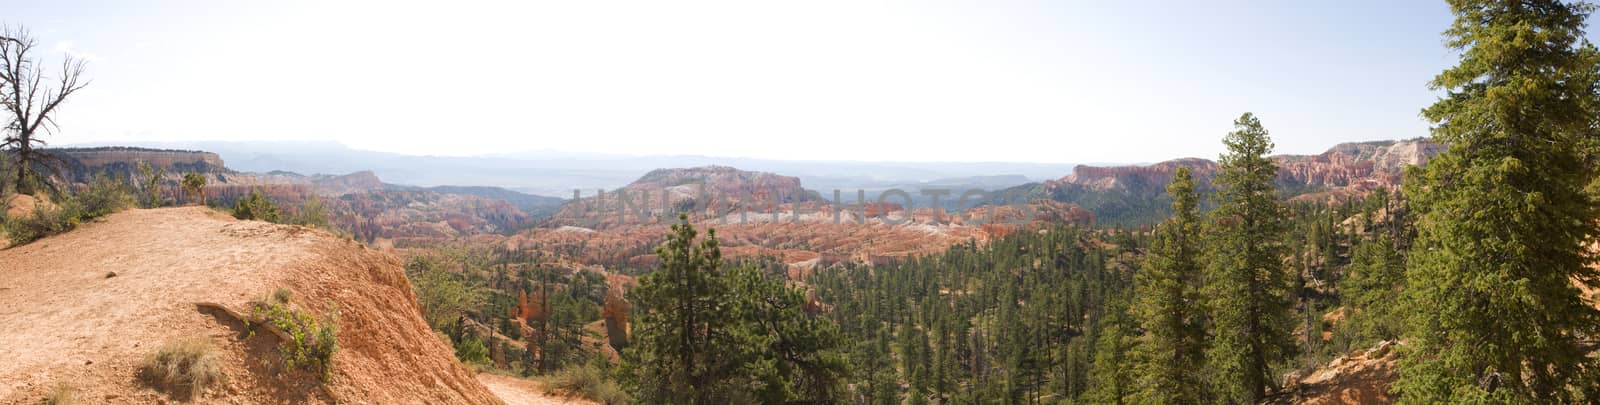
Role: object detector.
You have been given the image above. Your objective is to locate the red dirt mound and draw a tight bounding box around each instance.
[0,207,502,403]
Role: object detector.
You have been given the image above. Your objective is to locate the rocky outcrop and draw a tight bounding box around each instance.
[629,165,815,204]
[1050,158,1219,193]
[1049,139,1438,194]
[1275,140,1443,191]
[547,166,819,229]
[309,171,385,196]
[38,146,533,242]
[1271,341,1399,404]
[51,147,227,174]
[1024,139,1443,225]
[602,288,630,350]
[334,189,533,243]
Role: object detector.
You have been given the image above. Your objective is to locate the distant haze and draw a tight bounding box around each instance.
[7,1,1513,163]
[80,140,1084,197]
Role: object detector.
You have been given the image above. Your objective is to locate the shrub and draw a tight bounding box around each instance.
[181,172,206,206]
[250,297,339,382]
[1,175,134,246]
[232,189,280,222]
[272,288,292,305]
[2,202,77,245]
[136,161,170,208]
[45,382,75,405]
[454,337,491,367]
[547,364,630,405]
[140,339,224,398]
[75,174,136,219]
[405,257,485,330]
[287,194,330,229]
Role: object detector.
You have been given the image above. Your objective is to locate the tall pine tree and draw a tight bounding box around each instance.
[1085,296,1136,405]
[623,215,740,403]
[1398,1,1600,402]
[1204,113,1294,403]
[1131,166,1209,404]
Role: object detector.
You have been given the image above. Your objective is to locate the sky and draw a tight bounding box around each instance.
[2,1,1559,163]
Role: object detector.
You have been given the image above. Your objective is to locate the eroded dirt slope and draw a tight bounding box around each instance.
[0,207,501,404]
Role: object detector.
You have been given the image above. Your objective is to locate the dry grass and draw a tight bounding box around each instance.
[45,382,74,405]
[141,338,225,398]
[545,364,629,404]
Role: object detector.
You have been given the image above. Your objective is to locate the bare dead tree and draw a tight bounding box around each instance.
[1,25,89,195]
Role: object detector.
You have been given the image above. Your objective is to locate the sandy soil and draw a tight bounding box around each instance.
[477,373,598,405]
[0,207,503,403]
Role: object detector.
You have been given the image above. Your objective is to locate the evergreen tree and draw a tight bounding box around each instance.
[623,215,740,404]
[1203,113,1294,403]
[181,172,206,206]
[625,215,849,403]
[1085,298,1136,405]
[1398,1,1600,402]
[1131,166,1208,404]
[136,161,168,208]
[726,264,850,403]
[1336,194,1406,346]
[232,188,280,223]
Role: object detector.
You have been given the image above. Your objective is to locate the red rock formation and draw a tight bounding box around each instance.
[308,171,384,196]
[51,147,226,174]
[510,289,548,325]
[546,166,818,229]
[1044,139,1442,199]
[602,287,630,350]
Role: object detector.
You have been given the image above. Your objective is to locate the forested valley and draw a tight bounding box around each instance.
[325,0,1600,403]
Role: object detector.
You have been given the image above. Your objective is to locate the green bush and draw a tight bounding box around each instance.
[76,175,137,219]
[1,175,134,246]
[250,294,339,382]
[2,202,78,245]
[140,338,224,399]
[454,337,492,366]
[547,363,630,405]
[287,194,330,229]
[136,161,170,208]
[232,189,280,222]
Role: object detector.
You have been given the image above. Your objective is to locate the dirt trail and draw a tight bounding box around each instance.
[0,207,503,403]
[477,373,598,405]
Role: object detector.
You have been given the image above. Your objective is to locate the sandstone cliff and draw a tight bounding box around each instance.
[1020,139,1443,226]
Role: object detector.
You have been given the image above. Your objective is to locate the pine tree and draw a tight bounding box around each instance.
[1203,112,1294,403]
[625,214,849,403]
[181,172,206,206]
[1131,166,1208,404]
[1398,1,1600,402]
[1085,298,1136,405]
[726,263,850,403]
[623,214,739,404]
[1337,190,1406,346]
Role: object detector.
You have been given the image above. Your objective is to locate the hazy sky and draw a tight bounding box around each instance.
[5,1,1561,163]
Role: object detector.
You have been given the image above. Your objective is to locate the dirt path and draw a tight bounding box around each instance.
[478,373,598,405]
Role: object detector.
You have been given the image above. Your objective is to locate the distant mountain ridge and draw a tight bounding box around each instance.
[45,139,1439,231]
[414,185,565,217]
[40,146,561,241]
[1006,139,1443,226]
[75,141,1074,197]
